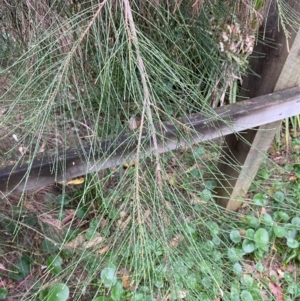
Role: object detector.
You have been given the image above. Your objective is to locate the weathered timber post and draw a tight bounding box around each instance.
[215,0,300,210]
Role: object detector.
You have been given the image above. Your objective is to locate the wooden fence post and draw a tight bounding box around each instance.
[215,0,300,210]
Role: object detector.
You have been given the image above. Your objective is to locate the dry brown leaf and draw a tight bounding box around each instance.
[170,235,183,248]
[289,175,297,181]
[0,263,7,271]
[137,209,151,224]
[129,116,141,130]
[97,245,110,255]
[121,269,131,289]
[119,211,127,218]
[0,279,6,288]
[64,233,104,250]
[178,290,187,299]
[66,177,85,185]
[84,235,104,249]
[268,281,283,301]
[165,201,173,210]
[123,161,136,168]
[239,229,246,237]
[118,215,131,229]
[260,207,267,215]
[39,214,62,230]
[162,213,171,226]
[62,209,76,225]
[277,268,284,279]
[18,146,28,155]
[64,234,85,249]
[38,141,46,153]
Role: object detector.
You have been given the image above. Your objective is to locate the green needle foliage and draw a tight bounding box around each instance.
[0,1,299,300]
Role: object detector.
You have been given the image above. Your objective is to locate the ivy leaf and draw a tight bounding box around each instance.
[131,293,144,301]
[246,216,260,228]
[43,283,69,301]
[254,228,269,250]
[253,193,267,206]
[273,226,286,238]
[278,211,289,222]
[241,275,254,288]
[273,191,285,202]
[111,281,123,301]
[230,230,241,244]
[261,213,273,226]
[0,288,8,300]
[227,248,242,263]
[232,263,242,276]
[8,255,32,281]
[291,217,300,228]
[241,290,253,301]
[286,238,299,249]
[46,255,63,275]
[101,265,117,288]
[242,239,256,254]
[207,221,219,235]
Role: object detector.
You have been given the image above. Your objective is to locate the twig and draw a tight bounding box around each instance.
[123,0,163,192]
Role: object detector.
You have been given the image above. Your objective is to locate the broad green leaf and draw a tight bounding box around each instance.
[0,288,8,300]
[111,281,123,301]
[227,248,242,263]
[46,283,69,301]
[131,293,144,301]
[230,230,241,244]
[8,256,32,281]
[253,193,267,206]
[245,229,255,239]
[230,285,240,301]
[255,247,266,260]
[254,228,269,249]
[76,206,89,219]
[232,263,242,276]
[212,250,223,261]
[190,168,203,179]
[241,275,253,288]
[204,180,217,190]
[273,191,285,202]
[286,238,299,249]
[46,255,63,275]
[256,262,264,272]
[278,211,290,222]
[284,272,294,283]
[186,274,198,290]
[242,239,256,254]
[246,216,260,228]
[101,265,117,288]
[207,221,219,235]
[257,170,270,180]
[194,146,206,158]
[202,276,212,288]
[42,239,58,253]
[212,236,221,245]
[240,290,253,301]
[291,217,300,227]
[273,225,286,238]
[261,213,273,226]
[200,189,212,201]
[284,224,298,239]
[293,163,300,173]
